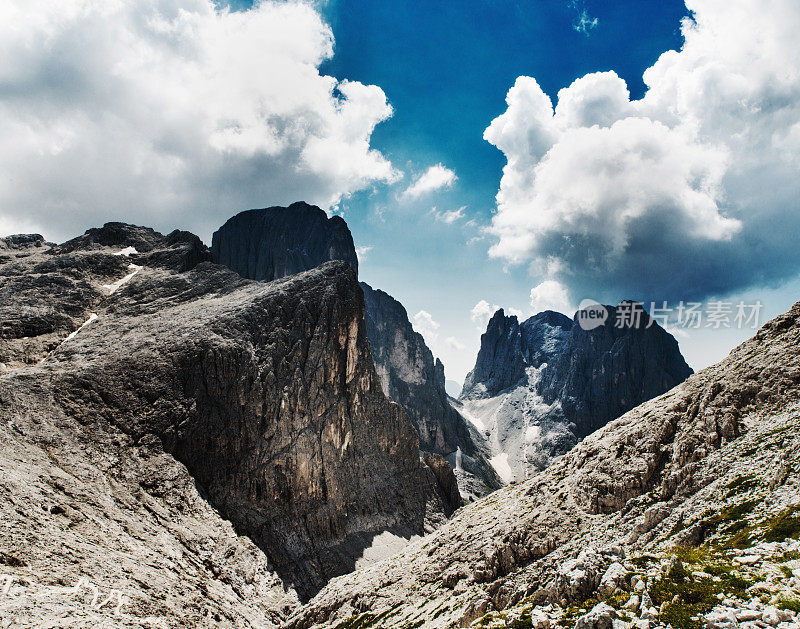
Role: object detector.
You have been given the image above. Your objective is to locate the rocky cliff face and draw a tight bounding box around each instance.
[211,202,498,498]
[361,282,501,497]
[459,303,692,481]
[210,201,358,281]
[0,224,210,369]
[287,299,800,629]
[0,225,457,625]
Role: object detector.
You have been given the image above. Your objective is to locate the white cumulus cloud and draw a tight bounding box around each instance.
[529,280,573,315]
[444,336,466,351]
[470,300,500,330]
[485,0,800,302]
[432,206,466,224]
[0,0,397,242]
[412,310,440,343]
[402,164,457,199]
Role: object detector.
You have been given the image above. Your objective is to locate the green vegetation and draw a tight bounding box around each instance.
[688,499,761,549]
[725,475,759,498]
[630,554,659,568]
[509,608,533,629]
[763,506,800,543]
[778,598,800,613]
[650,560,752,629]
[672,545,712,565]
[330,606,414,629]
[332,613,379,629]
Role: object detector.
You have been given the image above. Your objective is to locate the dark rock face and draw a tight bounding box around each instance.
[361,283,502,496]
[0,233,48,251]
[0,229,456,605]
[520,310,574,369]
[461,310,528,399]
[537,302,695,438]
[460,303,692,479]
[362,282,473,453]
[211,202,358,281]
[210,203,497,497]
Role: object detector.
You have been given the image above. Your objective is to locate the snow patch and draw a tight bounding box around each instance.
[354,531,421,570]
[458,404,486,431]
[115,247,138,257]
[490,452,514,484]
[63,313,98,343]
[103,264,142,294]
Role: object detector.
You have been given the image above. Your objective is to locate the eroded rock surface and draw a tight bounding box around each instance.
[459,303,692,481]
[287,300,800,628]
[0,225,455,625]
[361,282,501,497]
[211,202,497,498]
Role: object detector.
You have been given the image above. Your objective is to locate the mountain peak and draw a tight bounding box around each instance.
[211,202,358,281]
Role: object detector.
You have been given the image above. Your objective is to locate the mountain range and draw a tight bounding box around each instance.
[0,204,797,629]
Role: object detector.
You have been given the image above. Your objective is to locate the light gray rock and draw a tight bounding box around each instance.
[556,547,605,602]
[600,562,628,595]
[575,602,615,629]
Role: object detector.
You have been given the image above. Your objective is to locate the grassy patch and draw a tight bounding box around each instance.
[763,506,800,543]
[725,475,759,498]
[630,554,659,568]
[509,608,533,629]
[672,545,712,565]
[690,500,760,548]
[778,599,800,613]
[331,607,404,629]
[649,558,753,629]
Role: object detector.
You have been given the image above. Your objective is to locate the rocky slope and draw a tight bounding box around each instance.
[0,225,458,626]
[361,282,501,498]
[212,202,499,498]
[211,202,358,281]
[458,303,692,481]
[287,299,800,629]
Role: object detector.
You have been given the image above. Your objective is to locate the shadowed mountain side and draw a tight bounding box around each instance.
[286,300,800,628]
[459,303,692,480]
[211,202,358,281]
[0,226,458,613]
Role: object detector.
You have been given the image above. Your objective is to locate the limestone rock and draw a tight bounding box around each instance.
[211,201,358,281]
[459,303,692,481]
[211,203,499,498]
[361,282,501,497]
[287,299,800,628]
[574,602,615,629]
[0,229,455,625]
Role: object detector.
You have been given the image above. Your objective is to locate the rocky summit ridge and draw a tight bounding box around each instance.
[458,303,693,482]
[211,201,359,282]
[0,224,459,625]
[212,202,500,498]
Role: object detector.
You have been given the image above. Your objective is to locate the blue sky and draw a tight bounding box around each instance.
[3,0,800,383]
[310,0,800,382]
